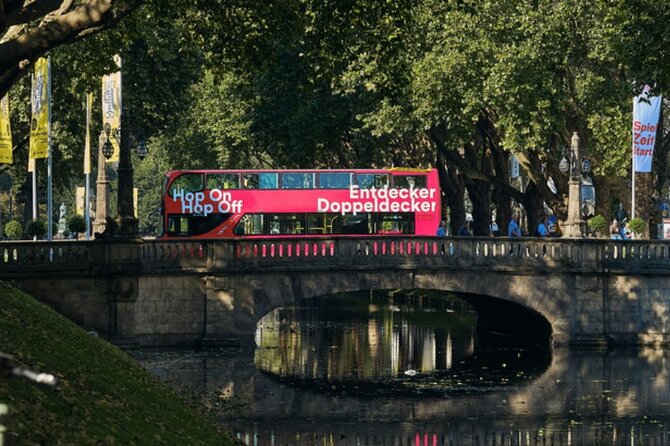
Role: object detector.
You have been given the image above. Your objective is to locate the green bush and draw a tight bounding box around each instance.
[628,217,645,235]
[25,219,46,239]
[587,214,607,236]
[4,220,23,240]
[67,214,86,234]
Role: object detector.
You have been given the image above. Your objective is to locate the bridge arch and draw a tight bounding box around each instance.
[232,269,567,347]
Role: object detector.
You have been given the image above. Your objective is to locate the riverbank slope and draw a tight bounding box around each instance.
[0,284,236,445]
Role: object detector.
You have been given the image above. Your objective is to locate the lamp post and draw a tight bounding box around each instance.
[99,109,147,238]
[559,132,589,238]
[92,130,111,236]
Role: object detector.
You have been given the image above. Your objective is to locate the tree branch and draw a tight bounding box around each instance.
[0,0,144,98]
[428,128,525,203]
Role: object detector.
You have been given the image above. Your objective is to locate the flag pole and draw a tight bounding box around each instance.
[46,56,53,242]
[632,151,636,220]
[30,73,37,239]
[85,93,91,240]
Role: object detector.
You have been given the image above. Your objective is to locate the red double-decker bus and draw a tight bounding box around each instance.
[158,168,441,239]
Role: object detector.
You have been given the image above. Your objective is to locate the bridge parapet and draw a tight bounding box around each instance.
[2,237,670,276]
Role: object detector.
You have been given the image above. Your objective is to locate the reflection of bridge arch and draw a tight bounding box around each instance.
[5,236,670,347]
[250,276,555,348]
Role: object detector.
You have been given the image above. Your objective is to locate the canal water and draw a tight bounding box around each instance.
[131,291,670,445]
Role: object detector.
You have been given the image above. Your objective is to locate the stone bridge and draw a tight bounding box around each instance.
[1,237,670,347]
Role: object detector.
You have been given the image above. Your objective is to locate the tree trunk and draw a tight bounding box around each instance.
[465,178,491,236]
[523,182,546,237]
[440,159,466,235]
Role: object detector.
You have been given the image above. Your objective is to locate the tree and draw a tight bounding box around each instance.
[67,214,86,234]
[0,0,147,98]
[25,218,46,238]
[4,220,22,239]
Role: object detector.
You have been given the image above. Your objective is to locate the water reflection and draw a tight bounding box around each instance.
[255,291,477,378]
[253,291,549,396]
[129,291,670,445]
[132,347,670,445]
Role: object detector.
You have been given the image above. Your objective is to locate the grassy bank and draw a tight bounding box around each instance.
[0,284,236,445]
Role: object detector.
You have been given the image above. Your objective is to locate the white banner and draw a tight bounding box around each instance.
[632,90,662,173]
[510,155,520,178]
[101,55,122,163]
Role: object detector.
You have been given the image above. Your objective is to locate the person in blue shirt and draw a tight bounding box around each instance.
[436,220,447,237]
[508,213,521,237]
[458,220,472,236]
[536,217,548,238]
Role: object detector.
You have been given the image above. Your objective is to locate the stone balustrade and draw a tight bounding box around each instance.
[0,237,670,276]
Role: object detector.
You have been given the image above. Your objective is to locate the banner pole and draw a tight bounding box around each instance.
[632,153,635,220]
[85,173,90,239]
[31,168,36,221]
[30,72,37,239]
[46,56,52,242]
[84,93,91,240]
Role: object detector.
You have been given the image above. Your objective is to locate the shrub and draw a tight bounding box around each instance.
[4,220,23,240]
[628,217,645,235]
[25,219,46,239]
[587,214,607,236]
[67,214,86,234]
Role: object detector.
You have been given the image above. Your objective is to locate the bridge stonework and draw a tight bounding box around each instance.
[2,237,670,347]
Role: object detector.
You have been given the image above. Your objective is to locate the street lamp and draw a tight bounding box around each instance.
[560,132,590,237]
[98,109,147,238]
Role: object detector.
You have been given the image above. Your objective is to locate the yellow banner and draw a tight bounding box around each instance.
[101,55,122,163]
[29,57,49,160]
[0,94,11,164]
[84,92,93,174]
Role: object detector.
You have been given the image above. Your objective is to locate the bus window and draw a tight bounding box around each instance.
[341,214,370,234]
[377,213,414,234]
[281,173,314,189]
[169,173,204,199]
[242,173,278,189]
[393,175,427,189]
[167,213,231,236]
[268,213,305,234]
[242,174,259,189]
[235,214,264,235]
[167,215,191,236]
[306,213,338,234]
[357,174,388,189]
[319,173,351,189]
[207,173,240,190]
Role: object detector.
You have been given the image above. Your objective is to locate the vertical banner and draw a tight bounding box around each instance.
[632,90,662,173]
[0,94,11,164]
[101,55,122,163]
[29,57,50,160]
[76,187,86,215]
[510,155,520,178]
[84,92,93,174]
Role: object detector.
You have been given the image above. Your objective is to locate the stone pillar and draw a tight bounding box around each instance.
[111,110,139,238]
[93,131,110,236]
[564,132,585,238]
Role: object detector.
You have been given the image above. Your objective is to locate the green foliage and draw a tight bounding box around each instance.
[25,219,46,239]
[628,217,645,235]
[587,214,607,235]
[0,285,234,444]
[66,214,86,234]
[4,220,23,240]
[4,0,670,235]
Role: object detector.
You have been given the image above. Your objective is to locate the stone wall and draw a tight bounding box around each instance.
[4,237,670,347]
